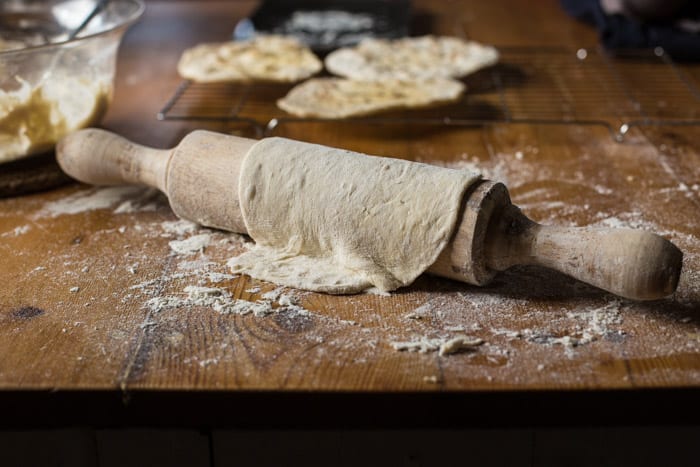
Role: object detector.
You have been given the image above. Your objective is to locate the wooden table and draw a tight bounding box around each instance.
[1,0,699,429]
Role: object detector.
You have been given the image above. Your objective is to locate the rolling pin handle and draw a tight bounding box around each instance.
[485,204,683,301]
[56,128,170,192]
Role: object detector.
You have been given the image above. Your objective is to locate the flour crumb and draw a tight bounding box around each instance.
[69,286,80,293]
[277,293,311,316]
[404,301,434,320]
[245,287,261,293]
[169,234,211,255]
[261,287,286,302]
[278,293,298,307]
[515,151,524,160]
[438,335,483,356]
[185,285,224,299]
[41,186,145,217]
[2,225,30,237]
[423,375,439,384]
[81,266,89,273]
[204,271,237,283]
[391,338,441,353]
[118,226,127,234]
[145,284,311,318]
[161,219,199,237]
[365,287,391,296]
[198,358,219,368]
[391,335,483,356]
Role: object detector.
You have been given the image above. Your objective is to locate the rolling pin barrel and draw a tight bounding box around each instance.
[56,128,683,301]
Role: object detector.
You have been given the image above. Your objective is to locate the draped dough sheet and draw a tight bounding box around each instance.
[228,138,480,294]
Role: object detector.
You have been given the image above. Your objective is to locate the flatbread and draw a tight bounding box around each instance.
[228,137,480,294]
[325,35,499,81]
[177,35,322,83]
[235,35,323,82]
[276,77,465,118]
[177,42,249,83]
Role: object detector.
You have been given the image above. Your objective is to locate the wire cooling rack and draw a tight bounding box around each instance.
[158,47,700,141]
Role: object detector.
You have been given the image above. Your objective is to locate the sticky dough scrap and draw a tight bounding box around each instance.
[228,138,480,294]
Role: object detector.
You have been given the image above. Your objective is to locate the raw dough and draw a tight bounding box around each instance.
[177,35,322,83]
[276,77,465,118]
[325,35,499,81]
[228,138,480,294]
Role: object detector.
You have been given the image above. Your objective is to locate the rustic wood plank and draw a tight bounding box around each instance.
[0,0,698,412]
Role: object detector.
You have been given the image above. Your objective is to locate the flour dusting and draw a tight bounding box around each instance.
[391,335,483,355]
[161,219,199,237]
[40,186,146,217]
[146,284,309,318]
[169,233,212,255]
[112,189,163,214]
[1,224,30,237]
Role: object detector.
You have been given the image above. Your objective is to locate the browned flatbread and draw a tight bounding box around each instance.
[177,42,248,83]
[325,35,499,81]
[277,77,465,118]
[177,35,322,83]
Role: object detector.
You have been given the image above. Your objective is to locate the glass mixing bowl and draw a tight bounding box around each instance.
[0,0,144,163]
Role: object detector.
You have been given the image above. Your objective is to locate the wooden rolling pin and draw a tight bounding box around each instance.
[57,128,683,301]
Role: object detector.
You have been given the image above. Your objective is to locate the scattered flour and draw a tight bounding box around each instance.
[487,299,626,359]
[169,234,211,255]
[161,219,200,237]
[261,287,286,302]
[198,358,219,368]
[1,224,30,237]
[391,335,483,355]
[438,335,484,356]
[112,189,162,213]
[566,300,624,345]
[40,186,146,217]
[204,271,238,283]
[145,284,309,318]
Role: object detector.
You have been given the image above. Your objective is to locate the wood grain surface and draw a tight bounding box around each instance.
[0,0,698,426]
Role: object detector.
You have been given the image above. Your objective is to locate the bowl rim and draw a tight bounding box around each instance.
[0,0,145,56]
